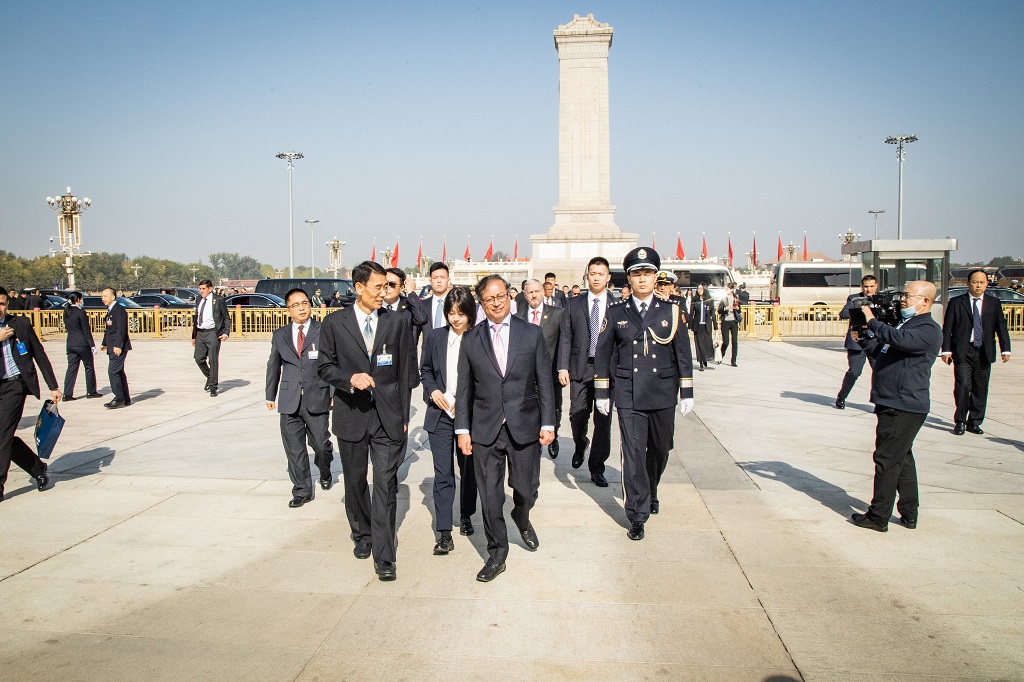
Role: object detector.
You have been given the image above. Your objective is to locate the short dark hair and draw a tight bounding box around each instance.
[861,275,877,284]
[444,286,477,329]
[102,287,116,296]
[475,274,509,299]
[67,292,82,304]
[198,279,213,288]
[429,261,449,276]
[352,260,386,286]
[0,290,7,302]
[544,272,557,281]
[386,267,406,285]
[284,288,308,304]
[587,257,610,271]
[968,269,987,281]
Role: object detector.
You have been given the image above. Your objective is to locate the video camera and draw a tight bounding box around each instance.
[848,291,901,331]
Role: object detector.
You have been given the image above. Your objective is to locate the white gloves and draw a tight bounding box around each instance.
[679,398,694,416]
[596,399,610,416]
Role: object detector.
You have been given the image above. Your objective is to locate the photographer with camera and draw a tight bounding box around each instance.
[849,280,941,532]
[835,275,878,409]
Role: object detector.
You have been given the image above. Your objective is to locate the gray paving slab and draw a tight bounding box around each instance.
[1,337,1021,680]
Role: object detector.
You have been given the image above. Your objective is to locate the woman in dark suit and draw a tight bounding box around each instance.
[419,286,478,555]
[689,283,717,370]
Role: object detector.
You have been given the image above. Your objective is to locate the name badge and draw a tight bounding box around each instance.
[307,350,318,359]
[880,344,890,353]
[15,341,28,355]
[376,353,393,366]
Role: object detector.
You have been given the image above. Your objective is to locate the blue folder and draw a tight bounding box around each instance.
[34,399,65,460]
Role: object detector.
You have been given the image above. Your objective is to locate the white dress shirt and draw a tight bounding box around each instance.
[197,293,215,329]
[445,329,462,397]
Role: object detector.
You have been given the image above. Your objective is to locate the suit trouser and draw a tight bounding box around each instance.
[280,396,333,498]
[720,321,739,363]
[64,346,96,397]
[426,414,478,533]
[953,346,991,427]
[551,371,563,436]
[473,423,540,566]
[864,406,925,524]
[194,329,221,389]
[568,364,612,474]
[617,406,674,524]
[837,349,873,401]
[0,378,45,494]
[337,407,404,564]
[107,351,130,402]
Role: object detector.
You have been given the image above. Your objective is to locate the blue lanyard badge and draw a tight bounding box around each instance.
[376,344,393,366]
[15,340,28,356]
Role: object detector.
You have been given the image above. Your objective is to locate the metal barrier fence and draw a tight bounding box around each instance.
[13,304,1024,340]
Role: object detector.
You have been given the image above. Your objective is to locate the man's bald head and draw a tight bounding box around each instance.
[905,280,935,312]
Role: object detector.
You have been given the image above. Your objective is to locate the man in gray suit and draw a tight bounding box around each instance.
[516,279,564,459]
[266,288,334,508]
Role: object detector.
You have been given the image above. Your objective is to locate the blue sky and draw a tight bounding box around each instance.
[2,1,1022,267]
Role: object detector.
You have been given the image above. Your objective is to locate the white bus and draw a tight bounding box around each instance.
[769,262,862,307]
[611,262,736,303]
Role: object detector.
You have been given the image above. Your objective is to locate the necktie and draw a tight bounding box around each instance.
[197,298,207,328]
[434,298,444,328]
[296,324,305,355]
[639,302,648,319]
[700,302,705,324]
[363,316,375,355]
[531,309,540,325]
[588,297,601,357]
[491,323,507,375]
[972,298,983,347]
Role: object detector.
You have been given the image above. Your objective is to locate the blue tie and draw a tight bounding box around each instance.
[433,298,444,329]
[972,298,983,347]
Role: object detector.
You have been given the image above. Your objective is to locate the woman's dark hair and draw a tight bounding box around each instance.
[444,286,477,329]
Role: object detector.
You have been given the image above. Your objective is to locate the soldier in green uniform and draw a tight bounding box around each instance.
[595,247,695,540]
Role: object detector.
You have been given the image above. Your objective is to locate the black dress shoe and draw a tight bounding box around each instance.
[476,563,506,582]
[433,534,455,555]
[650,500,660,515]
[953,422,966,436]
[105,400,126,409]
[374,561,397,581]
[900,516,918,530]
[835,397,846,409]
[851,512,888,532]
[627,521,645,541]
[698,365,705,372]
[123,399,131,406]
[459,518,475,536]
[204,378,211,391]
[571,437,588,469]
[353,541,372,560]
[86,392,103,399]
[591,473,608,487]
[520,523,539,550]
[319,477,333,490]
[548,440,559,459]
[967,425,984,435]
[210,388,218,397]
[731,360,738,367]
[62,396,77,401]
[36,463,49,492]
[288,495,311,508]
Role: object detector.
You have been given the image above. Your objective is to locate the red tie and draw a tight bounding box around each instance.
[532,309,540,325]
[296,324,305,355]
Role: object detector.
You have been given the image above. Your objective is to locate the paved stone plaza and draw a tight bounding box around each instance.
[1,337,1022,681]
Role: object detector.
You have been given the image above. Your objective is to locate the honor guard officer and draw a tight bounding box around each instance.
[595,247,695,541]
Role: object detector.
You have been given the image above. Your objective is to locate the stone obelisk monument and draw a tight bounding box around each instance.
[531,14,638,283]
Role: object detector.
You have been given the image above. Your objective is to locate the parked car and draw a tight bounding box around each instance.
[131,293,194,327]
[80,295,144,333]
[138,287,201,303]
[254,278,354,307]
[224,293,287,308]
[224,293,287,333]
[41,294,69,310]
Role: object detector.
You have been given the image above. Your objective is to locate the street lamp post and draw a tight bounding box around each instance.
[305,219,319,277]
[868,209,885,240]
[45,187,91,291]
[326,237,346,278]
[839,229,861,262]
[276,151,304,277]
[884,135,917,240]
[190,266,199,284]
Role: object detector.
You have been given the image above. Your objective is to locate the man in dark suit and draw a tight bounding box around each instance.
[835,275,878,409]
[516,278,564,459]
[383,268,428,326]
[0,290,61,501]
[318,261,417,582]
[595,247,695,541]
[558,257,616,484]
[543,273,567,308]
[941,269,1011,435]
[100,287,131,408]
[61,292,101,401]
[415,262,452,344]
[192,279,230,397]
[25,289,43,311]
[850,280,942,532]
[456,275,555,582]
[266,288,335,508]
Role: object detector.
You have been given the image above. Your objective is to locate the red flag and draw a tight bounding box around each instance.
[416,241,423,270]
[484,240,493,262]
[753,235,758,267]
[464,242,471,261]
[777,235,783,261]
[513,240,518,261]
[803,234,808,261]
[727,237,734,267]
[390,241,399,268]
[442,241,447,264]
[701,235,708,260]
[676,235,685,260]
[371,240,377,263]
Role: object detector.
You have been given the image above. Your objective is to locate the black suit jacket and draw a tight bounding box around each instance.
[419,326,455,433]
[192,295,231,339]
[64,305,95,350]
[516,304,563,372]
[689,298,717,333]
[941,293,1011,364]
[455,314,555,446]
[839,293,862,351]
[101,303,132,352]
[861,314,942,413]
[558,291,615,381]
[266,319,332,415]
[1,315,58,398]
[318,306,416,443]
[414,292,448,344]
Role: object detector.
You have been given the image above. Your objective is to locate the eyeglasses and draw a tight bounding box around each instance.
[481,293,509,306]
[385,281,400,289]
[287,301,311,309]
[897,292,924,301]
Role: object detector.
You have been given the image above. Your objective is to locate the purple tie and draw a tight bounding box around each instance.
[491,322,507,375]
[588,297,601,357]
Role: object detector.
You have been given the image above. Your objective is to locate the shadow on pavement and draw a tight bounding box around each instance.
[779,390,848,409]
[742,460,864,518]
[548,435,628,528]
[216,379,250,393]
[131,388,165,403]
[988,436,1024,452]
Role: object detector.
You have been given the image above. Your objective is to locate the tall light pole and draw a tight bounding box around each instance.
[276,151,304,277]
[868,209,885,240]
[305,219,319,277]
[45,187,91,291]
[326,237,346,278]
[884,135,917,240]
